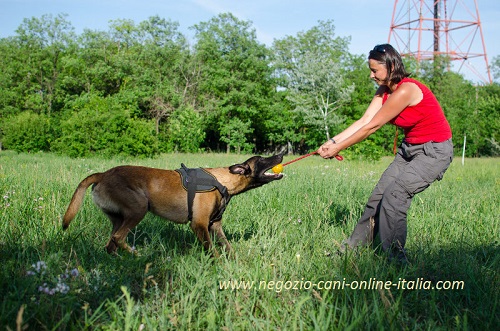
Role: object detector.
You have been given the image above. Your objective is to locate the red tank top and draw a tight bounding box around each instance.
[384,78,452,144]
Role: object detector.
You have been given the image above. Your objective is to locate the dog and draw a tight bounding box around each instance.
[62,154,283,256]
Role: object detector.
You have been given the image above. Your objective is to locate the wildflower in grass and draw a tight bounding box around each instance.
[32,197,45,210]
[70,268,79,277]
[35,261,47,272]
[27,261,47,275]
[89,268,102,291]
[55,275,70,294]
[39,283,56,295]
[27,260,81,296]
[2,193,11,208]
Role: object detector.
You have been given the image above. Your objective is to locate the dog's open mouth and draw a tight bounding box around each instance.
[264,170,283,179]
[263,164,284,180]
[257,154,284,181]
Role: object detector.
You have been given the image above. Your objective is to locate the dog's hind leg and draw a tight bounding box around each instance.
[105,205,148,254]
[115,213,147,253]
[104,212,124,254]
[210,221,233,257]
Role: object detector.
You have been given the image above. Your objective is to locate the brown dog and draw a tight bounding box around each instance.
[62,155,283,256]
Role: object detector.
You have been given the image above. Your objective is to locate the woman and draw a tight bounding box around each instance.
[318,44,453,263]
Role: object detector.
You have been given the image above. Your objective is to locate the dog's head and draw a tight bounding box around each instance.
[227,154,284,194]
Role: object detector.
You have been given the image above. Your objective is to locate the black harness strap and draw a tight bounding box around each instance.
[175,163,231,228]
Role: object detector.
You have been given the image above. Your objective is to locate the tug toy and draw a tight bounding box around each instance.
[272,152,343,173]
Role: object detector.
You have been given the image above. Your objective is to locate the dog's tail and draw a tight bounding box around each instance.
[62,173,104,230]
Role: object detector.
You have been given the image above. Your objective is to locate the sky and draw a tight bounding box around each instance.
[1,0,498,83]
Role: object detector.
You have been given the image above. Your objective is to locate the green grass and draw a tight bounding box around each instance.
[0,151,498,330]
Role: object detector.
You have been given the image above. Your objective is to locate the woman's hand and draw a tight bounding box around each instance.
[317,139,341,159]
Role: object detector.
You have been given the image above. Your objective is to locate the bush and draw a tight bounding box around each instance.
[53,94,159,158]
[1,112,52,152]
[161,106,206,153]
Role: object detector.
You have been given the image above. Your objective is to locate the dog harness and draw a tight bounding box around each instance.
[175,163,231,228]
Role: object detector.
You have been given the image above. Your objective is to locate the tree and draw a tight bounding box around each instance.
[490,55,500,83]
[285,50,354,141]
[132,17,188,135]
[15,13,76,116]
[219,118,254,154]
[163,106,206,153]
[192,13,275,152]
[272,20,353,147]
[76,29,123,95]
[1,13,497,158]
[0,37,24,118]
[418,56,500,157]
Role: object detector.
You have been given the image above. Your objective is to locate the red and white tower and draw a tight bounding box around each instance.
[388,0,492,84]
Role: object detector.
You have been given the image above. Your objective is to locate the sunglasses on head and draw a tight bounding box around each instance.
[373,45,386,53]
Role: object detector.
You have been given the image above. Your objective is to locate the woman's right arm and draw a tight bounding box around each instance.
[332,93,384,143]
[316,86,386,156]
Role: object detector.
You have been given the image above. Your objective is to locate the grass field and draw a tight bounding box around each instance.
[0,151,498,330]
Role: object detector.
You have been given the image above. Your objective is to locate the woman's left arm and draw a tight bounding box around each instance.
[327,83,421,156]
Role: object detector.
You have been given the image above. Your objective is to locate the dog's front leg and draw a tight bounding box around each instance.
[210,221,233,257]
[190,221,218,257]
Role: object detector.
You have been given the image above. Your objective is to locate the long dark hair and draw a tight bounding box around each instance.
[368,44,410,85]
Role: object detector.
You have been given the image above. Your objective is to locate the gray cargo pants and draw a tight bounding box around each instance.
[345,138,453,255]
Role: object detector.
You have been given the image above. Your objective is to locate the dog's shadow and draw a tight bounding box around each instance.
[224,227,256,243]
[129,214,257,255]
[128,215,197,255]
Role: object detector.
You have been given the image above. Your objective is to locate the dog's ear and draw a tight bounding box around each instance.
[229,163,251,175]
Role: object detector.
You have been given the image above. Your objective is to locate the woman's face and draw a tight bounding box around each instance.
[369,59,388,86]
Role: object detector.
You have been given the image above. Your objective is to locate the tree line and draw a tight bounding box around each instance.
[0,13,498,158]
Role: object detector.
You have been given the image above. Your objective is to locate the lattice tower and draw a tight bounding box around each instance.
[388,0,492,84]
